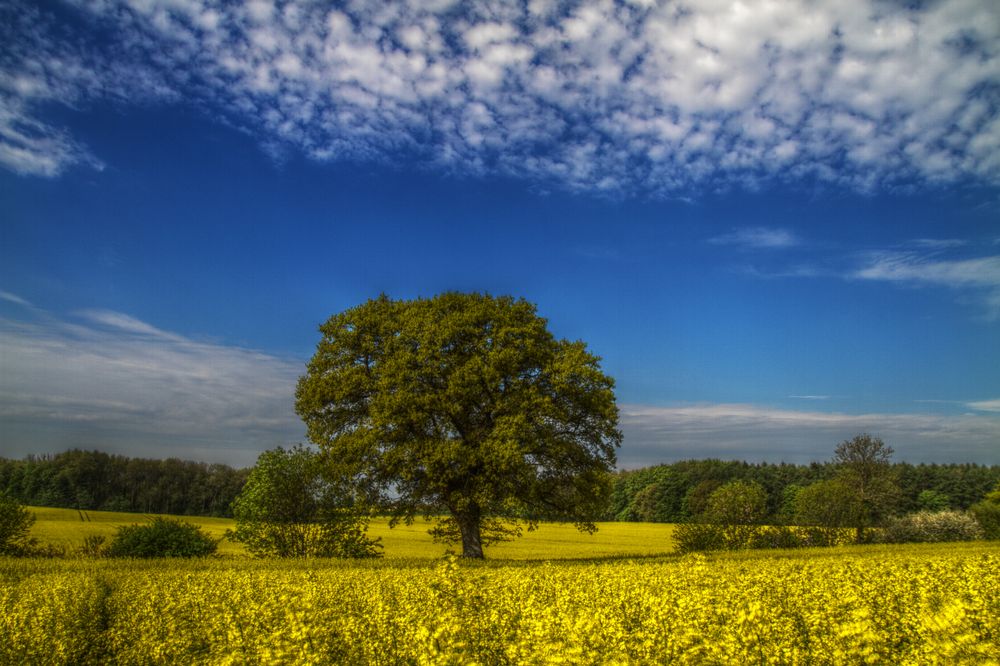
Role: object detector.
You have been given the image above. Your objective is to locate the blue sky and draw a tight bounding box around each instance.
[1,0,998,468]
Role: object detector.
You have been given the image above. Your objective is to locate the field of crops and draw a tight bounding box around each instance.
[2,541,998,664]
[25,506,677,559]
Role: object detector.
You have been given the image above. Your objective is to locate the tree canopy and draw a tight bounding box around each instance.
[295,292,621,558]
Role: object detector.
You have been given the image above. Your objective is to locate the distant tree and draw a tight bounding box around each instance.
[702,480,768,548]
[793,480,864,546]
[228,445,381,558]
[683,479,724,518]
[916,489,950,512]
[295,293,621,558]
[833,434,901,542]
[0,492,36,555]
[969,481,1000,539]
[105,517,217,558]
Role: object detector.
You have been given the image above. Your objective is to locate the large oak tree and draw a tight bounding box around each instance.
[295,292,621,558]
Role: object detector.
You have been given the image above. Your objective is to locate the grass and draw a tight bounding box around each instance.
[26,506,677,559]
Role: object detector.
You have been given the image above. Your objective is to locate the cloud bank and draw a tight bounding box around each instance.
[0,306,304,466]
[620,403,1000,468]
[2,0,998,195]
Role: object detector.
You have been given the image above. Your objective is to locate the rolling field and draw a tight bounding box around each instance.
[26,506,677,559]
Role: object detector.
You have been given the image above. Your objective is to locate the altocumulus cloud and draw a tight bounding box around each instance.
[0,306,304,465]
[1,0,998,194]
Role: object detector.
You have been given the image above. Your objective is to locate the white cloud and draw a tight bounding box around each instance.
[709,227,799,249]
[2,0,999,194]
[619,402,1000,467]
[968,399,1000,413]
[0,291,32,307]
[0,308,304,465]
[853,251,1000,318]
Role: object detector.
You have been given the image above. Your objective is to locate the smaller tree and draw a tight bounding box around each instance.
[105,517,217,558]
[833,434,900,542]
[229,445,381,558]
[969,481,1000,539]
[702,480,768,549]
[793,480,864,546]
[0,492,36,555]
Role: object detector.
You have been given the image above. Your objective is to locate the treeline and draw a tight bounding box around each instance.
[607,459,1000,524]
[0,450,249,517]
[3,449,998,524]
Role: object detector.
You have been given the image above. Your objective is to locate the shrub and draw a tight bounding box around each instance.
[0,492,37,555]
[673,522,726,553]
[881,510,983,544]
[105,517,218,558]
[748,525,807,550]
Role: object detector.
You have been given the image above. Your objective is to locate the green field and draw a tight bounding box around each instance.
[27,506,677,559]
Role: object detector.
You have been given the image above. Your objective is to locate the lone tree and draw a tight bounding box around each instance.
[833,434,900,543]
[295,292,621,558]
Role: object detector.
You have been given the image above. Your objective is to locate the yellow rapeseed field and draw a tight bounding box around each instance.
[25,506,677,559]
[2,541,998,664]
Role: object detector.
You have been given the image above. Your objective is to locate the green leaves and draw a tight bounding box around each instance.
[228,445,381,558]
[296,292,621,557]
[0,492,36,555]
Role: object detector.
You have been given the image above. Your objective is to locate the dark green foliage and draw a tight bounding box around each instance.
[0,450,248,517]
[673,480,770,552]
[793,479,865,545]
[607,459,999,527]
[700,480,768,548]
[673,522,727,553]
[296,292,621,558]
[0,492,36,555]
[105,517,218,558]
[916,489,950,512]
[970,481,1000,539]
[229,445,381,558]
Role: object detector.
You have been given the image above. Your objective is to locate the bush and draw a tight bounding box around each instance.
[673,522,726,553]
[105,517,218,558]
[748,525,807,550]
[881,510,983,544]
[0,492,37,555]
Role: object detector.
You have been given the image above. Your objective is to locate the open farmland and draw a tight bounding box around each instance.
[2,542,998,664]
[26,506,677,560]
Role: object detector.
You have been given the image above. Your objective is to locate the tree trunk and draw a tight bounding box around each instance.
[455,506,484,559]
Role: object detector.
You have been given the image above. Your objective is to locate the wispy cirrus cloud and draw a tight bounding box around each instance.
[1,0,998,194]
[709,227,800,249]
[620,402,1000,467]
[0,299,303,465]
[853,251,1000,319]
